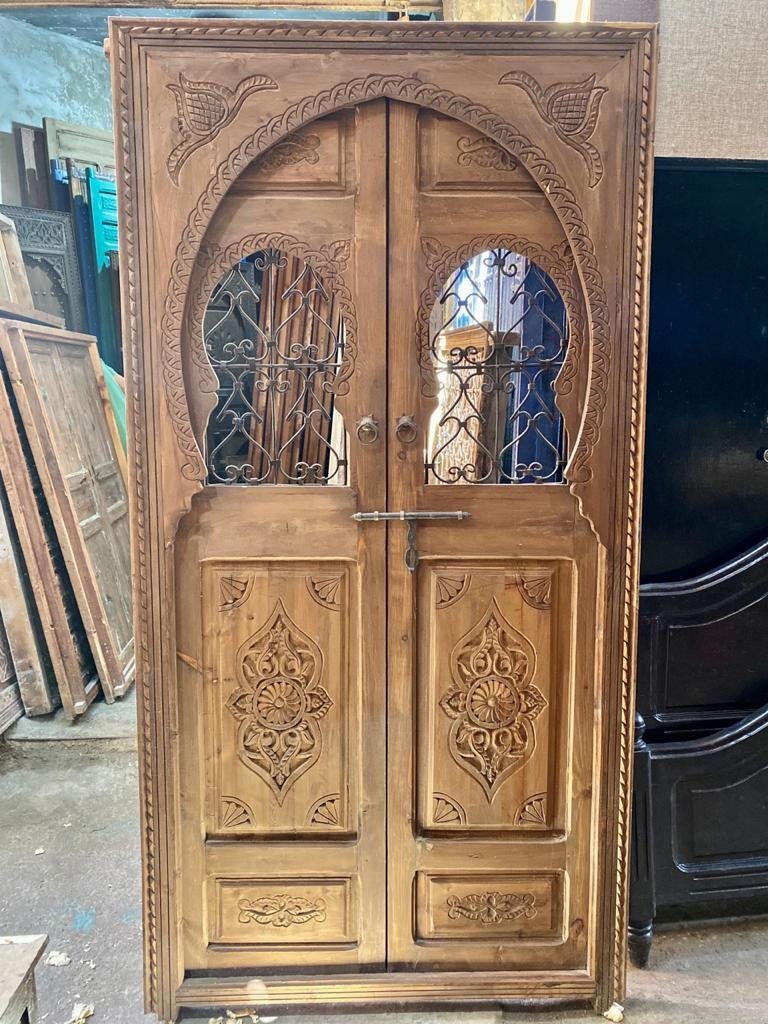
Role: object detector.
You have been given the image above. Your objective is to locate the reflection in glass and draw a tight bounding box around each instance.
[203,249,347,485]
[427,248,569,484]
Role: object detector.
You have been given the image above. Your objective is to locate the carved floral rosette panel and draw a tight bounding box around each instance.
[212,876,357,946]
[203,562,353,836]
[421,563,570,834]
[416,871,564,941]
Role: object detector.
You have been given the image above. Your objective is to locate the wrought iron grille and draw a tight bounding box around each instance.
[426,248,569,484]
[203,249,347,485]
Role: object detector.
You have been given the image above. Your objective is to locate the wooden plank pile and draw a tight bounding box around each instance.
[0,121,134,729]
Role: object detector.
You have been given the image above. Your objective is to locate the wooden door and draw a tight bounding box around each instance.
[113,20,655,1021]
[86,169,122,371]
[43,118,116,210]
[387,101,597,973]
[0,323,134,700]
[175,102,388,975]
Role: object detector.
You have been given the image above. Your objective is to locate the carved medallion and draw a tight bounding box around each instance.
[167,72,278,183]
[432,793,467,826]
[499,71,606,187]
[457,135,519,171]
[226,600,332,804]
[440,599,546,801]
[515,792,548,827]
[238,894,326,927]
[447,890,537,924]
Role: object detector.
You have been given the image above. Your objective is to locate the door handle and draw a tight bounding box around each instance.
[356,415,379,445]
[352,510,470,571]
[395,415,418,444]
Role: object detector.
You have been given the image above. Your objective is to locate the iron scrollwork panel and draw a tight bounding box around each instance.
[426,247,569,485]
[203,247,348,485]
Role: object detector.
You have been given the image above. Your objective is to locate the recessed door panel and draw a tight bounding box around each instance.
[202,560,355,838]
[419,561,572,836]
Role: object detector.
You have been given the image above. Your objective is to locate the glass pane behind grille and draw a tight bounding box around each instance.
[203,248,348,485]
[426,248,569,484]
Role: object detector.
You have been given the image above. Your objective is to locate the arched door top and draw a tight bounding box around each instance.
[161,78,609,495]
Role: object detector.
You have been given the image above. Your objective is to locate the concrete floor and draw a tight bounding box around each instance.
[1,698,767,1024]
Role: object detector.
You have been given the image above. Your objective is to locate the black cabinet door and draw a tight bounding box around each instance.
[641,160,768,584]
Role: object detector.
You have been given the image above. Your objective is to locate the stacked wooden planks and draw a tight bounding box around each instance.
[0,318,133,724]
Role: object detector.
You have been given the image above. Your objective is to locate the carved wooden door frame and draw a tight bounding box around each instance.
[113,20,657,1021]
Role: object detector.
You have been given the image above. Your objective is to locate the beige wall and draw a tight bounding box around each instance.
[579,0,768,160]
[655,0,768,159]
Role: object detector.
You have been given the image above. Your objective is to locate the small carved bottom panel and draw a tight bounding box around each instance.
[415,872,564,942]
[211,876,358,947]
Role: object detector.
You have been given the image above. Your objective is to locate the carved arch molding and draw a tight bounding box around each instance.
[161,73,610,492]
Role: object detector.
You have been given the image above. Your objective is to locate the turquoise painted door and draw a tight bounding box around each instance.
[86,168,121,371]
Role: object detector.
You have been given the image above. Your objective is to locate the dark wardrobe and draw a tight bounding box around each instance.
[630,159,768,964]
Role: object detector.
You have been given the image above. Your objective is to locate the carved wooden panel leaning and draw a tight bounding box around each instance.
[0,350,99,718]
[113,20,656,1022]
[0,322,134,703]
[0,206,86,333]
[0,476,57,716]
[0,608,22,734]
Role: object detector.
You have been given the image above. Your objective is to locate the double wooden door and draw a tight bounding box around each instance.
[176,98,596,979]
[114,20,655,1020]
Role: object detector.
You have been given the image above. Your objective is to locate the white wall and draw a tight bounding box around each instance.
[0,15,112,203]
[0,15,112,135]
[655,0,768,159]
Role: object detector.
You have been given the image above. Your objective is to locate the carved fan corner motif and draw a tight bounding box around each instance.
[307,792,342,827]
[435,574,470,610]
[432,792,467,826]
[219,573,254,611]
[517,571,553,610]
[515,792,548,828]
[220,795,255,829]
[306,574,344,610]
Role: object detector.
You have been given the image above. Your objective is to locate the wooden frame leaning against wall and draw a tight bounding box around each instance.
[112,19,657,1022]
